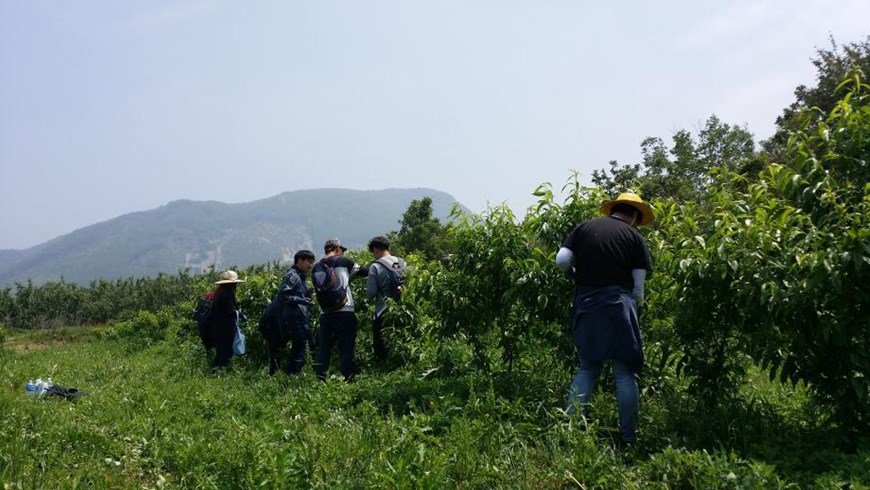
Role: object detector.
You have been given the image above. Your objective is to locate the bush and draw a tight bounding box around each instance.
[104,307,189,349]
[657,74,870,435]
[637,447,784,488]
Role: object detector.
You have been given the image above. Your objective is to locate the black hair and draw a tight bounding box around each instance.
[611,203,644,223]
[367,236,391,252]
[214,283,238,308]
[294,249,315,264]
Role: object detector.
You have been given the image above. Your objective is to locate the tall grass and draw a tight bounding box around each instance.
[1,330,866,488]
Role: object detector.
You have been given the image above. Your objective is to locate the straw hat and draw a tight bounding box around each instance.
[600,192,654,226]
[214,270,245,284]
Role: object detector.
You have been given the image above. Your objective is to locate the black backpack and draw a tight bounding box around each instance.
[193,291,216,348]
[376,258,406,301]
[312,259,348,312]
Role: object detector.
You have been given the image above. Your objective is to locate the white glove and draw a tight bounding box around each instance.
[632,286,644,307]
[631,269,647,307]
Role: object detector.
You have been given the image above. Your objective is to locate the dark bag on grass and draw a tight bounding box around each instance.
[45,385,87,400]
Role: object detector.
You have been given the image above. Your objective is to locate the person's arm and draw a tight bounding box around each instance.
[344,258,369,278]
[556,247,574,275]
[631,269,646,306]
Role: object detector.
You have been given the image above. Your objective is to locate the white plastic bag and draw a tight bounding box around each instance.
[233,311,246,355]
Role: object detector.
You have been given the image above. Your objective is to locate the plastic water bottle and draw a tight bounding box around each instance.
[25,379,37,397]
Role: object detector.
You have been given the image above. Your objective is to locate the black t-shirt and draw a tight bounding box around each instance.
[561,216,652,290]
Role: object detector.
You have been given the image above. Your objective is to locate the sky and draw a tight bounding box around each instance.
[1,1,868,250]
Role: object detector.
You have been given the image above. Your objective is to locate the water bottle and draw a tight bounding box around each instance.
[25,379,37,397]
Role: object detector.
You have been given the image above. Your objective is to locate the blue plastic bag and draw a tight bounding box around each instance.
[233,311,247,355]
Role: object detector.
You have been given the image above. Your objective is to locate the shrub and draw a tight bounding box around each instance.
[659,74,870,435]
[104,307,188,349]
[637,447,785,488]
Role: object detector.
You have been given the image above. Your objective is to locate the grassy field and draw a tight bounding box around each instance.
[1,327,868,489]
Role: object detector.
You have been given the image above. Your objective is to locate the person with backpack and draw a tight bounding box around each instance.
[365,236,405,362]
[556,192,653,446]
[208,270,246,369]
[313,238,368,382]
[260,250,316,376]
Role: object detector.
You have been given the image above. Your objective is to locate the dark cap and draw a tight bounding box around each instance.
[324,238,348,253]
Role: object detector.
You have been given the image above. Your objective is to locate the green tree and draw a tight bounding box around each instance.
[422,177,596,371]
[660,73,870,438]
[590,160,640,198]
[391,197,450,261]
[592,115,756,203]
[764,36,870,157]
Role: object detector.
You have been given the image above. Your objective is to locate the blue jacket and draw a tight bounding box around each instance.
[260,266,312,342]
[572,285,644,373]
[276,266,312,322]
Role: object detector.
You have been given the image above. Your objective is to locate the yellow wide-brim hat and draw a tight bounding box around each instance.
[215,270,246,284]
[600,192,654,226]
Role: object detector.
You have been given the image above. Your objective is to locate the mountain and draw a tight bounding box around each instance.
[0,188,465,285]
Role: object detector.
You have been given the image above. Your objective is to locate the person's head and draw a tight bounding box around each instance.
[214,270,245,297]
[611,203,644,227]
[367,236,391,259]
[323,238,347,256]
[600,192,654,228]
[294,249,315,273]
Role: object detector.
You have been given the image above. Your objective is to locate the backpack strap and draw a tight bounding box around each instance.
[373,258,403,300]
[375,257,400,272]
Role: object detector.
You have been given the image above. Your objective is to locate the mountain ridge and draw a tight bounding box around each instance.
[0,188,464,285]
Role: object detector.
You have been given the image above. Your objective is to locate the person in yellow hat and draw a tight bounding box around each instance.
[555,192,654,445]
[210,270,245,369]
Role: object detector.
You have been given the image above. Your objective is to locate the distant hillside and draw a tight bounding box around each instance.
[0,188,465,285]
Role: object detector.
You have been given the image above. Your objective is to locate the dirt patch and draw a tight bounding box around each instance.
[4,325,102,352]
[8,338,72,352]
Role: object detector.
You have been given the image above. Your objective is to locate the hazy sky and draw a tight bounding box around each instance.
[1,1,868,250]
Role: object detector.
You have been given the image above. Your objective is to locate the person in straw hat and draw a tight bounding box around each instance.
[210,270,245,369]
[555,192,654,445]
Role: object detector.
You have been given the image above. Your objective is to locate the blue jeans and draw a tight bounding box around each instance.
[568,358,639,442]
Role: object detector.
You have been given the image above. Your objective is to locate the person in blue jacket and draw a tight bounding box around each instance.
[262,250,316,375]
[556,192,654,445]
